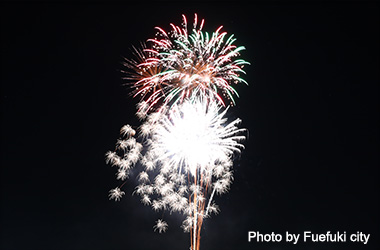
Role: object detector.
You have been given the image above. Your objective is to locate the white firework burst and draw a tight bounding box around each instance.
[151,97,245,176]
[107,97,245,239]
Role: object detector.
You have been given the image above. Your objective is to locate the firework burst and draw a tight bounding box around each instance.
[123,14,250,115]
[107,14,249,250]
[107,97,245,249]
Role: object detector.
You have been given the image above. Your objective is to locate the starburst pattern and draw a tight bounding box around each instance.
[123,14,249,115]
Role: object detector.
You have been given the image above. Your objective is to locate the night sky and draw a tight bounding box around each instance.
[1,1,379,250]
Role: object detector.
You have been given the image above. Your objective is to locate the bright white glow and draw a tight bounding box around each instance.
[153,98,245,176]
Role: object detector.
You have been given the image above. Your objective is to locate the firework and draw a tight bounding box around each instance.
[107,97,245,249]
[107,14,249,250]
[123,13,250,115]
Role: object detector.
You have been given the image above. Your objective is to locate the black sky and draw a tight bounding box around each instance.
[0,1,379,250]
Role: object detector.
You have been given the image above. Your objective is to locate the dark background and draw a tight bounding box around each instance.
[1,1,378,250]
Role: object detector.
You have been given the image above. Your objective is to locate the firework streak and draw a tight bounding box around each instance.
[106,14,249,250]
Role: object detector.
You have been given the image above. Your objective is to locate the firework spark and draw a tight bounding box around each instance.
[107,14,248,250]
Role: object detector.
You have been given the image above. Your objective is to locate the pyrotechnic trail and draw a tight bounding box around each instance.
[107,14,249,250]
